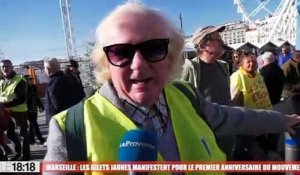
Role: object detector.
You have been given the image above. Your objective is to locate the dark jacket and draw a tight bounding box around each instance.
[27,84,43,113]
[45,71,71,120]
[64,70,85,106]
[260,62,285,104]
[281,58,300,98]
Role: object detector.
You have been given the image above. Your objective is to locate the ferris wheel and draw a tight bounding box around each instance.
[233,0,297,44]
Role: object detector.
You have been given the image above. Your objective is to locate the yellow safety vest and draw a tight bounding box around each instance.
[230,68,272,110]
[0,74,27,112]
[55,83,226,175]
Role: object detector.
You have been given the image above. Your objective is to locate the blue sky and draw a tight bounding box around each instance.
[0,0,281,65]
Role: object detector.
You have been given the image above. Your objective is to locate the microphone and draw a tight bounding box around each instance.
[118,130,158,175]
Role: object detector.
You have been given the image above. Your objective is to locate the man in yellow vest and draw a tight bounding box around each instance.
[44,2,300,175]
[0,59,30,160]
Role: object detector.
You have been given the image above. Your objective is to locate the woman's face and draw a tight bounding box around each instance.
[240,55,257,73]
[104,13,172,107]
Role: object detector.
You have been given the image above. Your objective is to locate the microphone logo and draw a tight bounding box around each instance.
[119,141,155,150]
[118,130,158,161]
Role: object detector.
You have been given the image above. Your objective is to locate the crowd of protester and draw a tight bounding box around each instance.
[0,59,87,160]
[212,35,299,163]
[44,3,300,174]
[0,2,299,175]
[181,24,300,164]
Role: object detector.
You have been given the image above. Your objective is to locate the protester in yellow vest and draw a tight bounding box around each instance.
[230,52,272,109]
[0,59,31,161]
[230,52,274,162]
[45,2,300,175]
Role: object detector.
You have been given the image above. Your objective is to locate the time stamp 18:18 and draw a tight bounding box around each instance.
[0,161,40,173]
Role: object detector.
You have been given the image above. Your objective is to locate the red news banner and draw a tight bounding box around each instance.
[42,161,300,173]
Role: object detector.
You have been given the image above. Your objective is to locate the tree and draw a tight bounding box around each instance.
[84,41,95,58]
[81,41,97,87]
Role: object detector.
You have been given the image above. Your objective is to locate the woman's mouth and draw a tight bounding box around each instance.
[130,78,152,84]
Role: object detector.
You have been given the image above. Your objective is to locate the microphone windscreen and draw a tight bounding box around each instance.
[118,130,157,161]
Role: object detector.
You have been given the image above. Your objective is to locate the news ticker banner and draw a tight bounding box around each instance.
[4,161,300,173]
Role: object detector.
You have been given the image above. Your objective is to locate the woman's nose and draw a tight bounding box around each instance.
[130,50,148,70]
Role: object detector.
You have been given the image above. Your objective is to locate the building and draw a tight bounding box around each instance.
[219,17,295,48]
[219,21,248,45]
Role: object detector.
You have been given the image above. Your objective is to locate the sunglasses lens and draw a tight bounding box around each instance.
[139,39,168,62]
[104,44,134,66]
[103,39,169,67]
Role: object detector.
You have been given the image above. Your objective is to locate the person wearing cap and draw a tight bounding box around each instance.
[181,25,233,158]
[68,59,81,84]
[182,25,230,104]
[65,59,85,105]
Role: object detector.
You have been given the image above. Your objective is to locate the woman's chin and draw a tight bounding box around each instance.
[130,93,155,107]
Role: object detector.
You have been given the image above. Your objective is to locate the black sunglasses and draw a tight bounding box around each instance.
[103,38,169,67]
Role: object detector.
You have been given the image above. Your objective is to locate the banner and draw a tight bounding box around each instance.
[3,161,300,173]
[41,161,300,173]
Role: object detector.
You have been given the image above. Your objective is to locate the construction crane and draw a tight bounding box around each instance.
[59,0,78,60]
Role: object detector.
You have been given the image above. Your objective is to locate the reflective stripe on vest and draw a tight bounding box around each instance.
[0,74,27,112]
[55,83,225,175]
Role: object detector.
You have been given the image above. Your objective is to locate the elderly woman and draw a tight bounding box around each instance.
[230,52,275,161]
[45,1,300,174]
[230,52,271,109]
